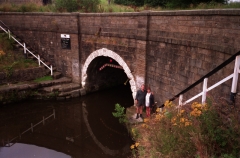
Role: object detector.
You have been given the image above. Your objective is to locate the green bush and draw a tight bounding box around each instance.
[114,0,144,6]
[54,0,79,12]
[79,0,100,12]
[144,0,167,7]
[146,99,240,157]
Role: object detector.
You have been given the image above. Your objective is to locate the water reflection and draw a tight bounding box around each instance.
[0,143,71,158]
[0,84,133,158]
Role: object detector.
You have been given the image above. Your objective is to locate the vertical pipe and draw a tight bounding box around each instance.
[202,78,208,104]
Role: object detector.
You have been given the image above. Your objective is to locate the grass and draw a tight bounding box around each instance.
[0,0,239,13]
[0,34,38,73]
[34,75,53,82]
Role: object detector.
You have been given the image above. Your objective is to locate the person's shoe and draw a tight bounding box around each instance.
[136,113,139,119]
[140,114,143,119]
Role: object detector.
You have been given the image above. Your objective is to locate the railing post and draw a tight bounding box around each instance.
[31,123,33,132]
[230,55,240,103]
[53,109,55,119]
[202,78,208,104]
[8,30,10,39]
[38,55,41,66]
[23,43,27,59]
[178,94,183,112]
[50,65,53,76]
[43,116,45,125]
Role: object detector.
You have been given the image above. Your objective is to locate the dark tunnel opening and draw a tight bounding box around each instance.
[85,56,129,93]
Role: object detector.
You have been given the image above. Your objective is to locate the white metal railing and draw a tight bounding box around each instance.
[2,109,55,147]
[178,55,240,107]
[0,25,53,75]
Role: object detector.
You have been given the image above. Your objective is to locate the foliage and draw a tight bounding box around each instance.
[112,103,127,123]
[114,0,144,6]
[54,0,79,12]
[114,0,227,8]
[54,0,100,12]
[0,33,38,72]
[34,75,53,82]
[0,0,239,12]
[144,0,167,7]
[79,0,101,12]
[132,99,240,158]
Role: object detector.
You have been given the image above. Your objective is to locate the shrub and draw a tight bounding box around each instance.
[54,0,79,12]
[136,98,240,157]
[114,0,144,6]
[144,0,167,7]
[79,0,100,12]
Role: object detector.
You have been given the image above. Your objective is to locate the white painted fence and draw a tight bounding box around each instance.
[178,55,240,107]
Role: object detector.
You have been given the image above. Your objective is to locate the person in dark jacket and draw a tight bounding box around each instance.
[135,84,146,119]
[145,87,154,117]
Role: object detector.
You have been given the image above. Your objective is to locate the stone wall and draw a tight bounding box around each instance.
[0,12,80,83]
[0,66,48,84]
[146,11,240,104]
[0,0,43,5]
[0,10,240,105]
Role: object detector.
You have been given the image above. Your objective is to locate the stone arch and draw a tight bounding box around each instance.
[81,48,137,99]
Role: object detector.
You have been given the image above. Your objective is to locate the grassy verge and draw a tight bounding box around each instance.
[0,0,239,13]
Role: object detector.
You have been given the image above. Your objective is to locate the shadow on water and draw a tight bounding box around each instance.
[0,84,134,158]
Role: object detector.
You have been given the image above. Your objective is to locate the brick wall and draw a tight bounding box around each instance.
[0,0,43,5]
[0,10,240,105]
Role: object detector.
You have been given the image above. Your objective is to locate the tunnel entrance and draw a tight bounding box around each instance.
[84,56,128,92]
[81,48,137,99]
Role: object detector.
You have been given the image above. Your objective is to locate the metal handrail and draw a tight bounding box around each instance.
[156,52,240,109]
[2,109,55,147]
[0,24,53,75]
[177,55,240,107]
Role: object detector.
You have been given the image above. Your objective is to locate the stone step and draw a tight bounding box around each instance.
[58,88,85,98]
[52,71,62,79]
[39,82,80,93]
[39,77,72,88]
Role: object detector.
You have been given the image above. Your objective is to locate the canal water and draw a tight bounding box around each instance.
[0,84,134,158]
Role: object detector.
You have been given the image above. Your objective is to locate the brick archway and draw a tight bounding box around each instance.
[81,48,137,99]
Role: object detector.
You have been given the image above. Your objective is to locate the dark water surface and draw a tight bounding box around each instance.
[0,84,134,158]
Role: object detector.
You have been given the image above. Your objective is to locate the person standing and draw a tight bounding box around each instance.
[145,87,154,117]
[135,84,146,119]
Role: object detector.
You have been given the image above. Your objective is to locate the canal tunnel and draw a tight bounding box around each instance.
[81,48,137,99]
[84,56,128,93]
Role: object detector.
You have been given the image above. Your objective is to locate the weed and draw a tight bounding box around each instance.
[112,103,127,123]
[34,75,53,82]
